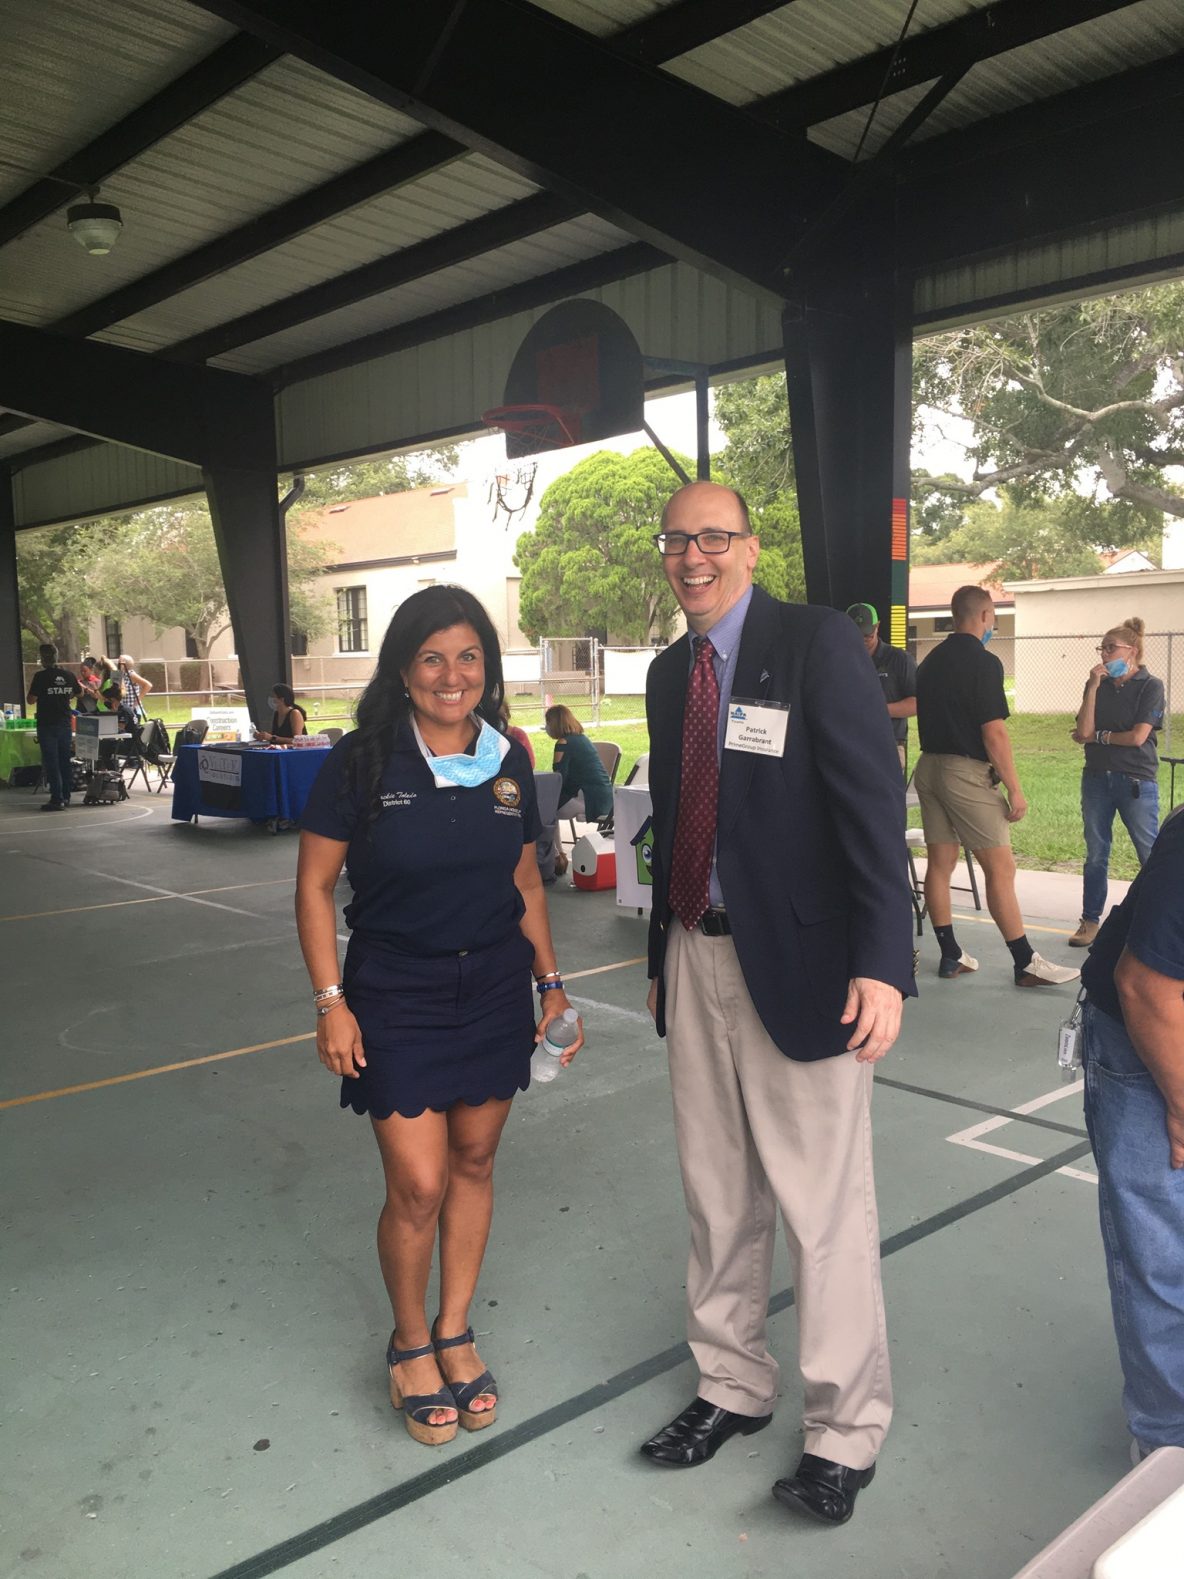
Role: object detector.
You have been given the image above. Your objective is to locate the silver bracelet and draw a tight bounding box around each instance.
[316,997,347,1018]
[313,984,343,1002]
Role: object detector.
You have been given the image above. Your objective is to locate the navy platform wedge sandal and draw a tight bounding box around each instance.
[387,1336,459,1446]
[431,1325,498,1431]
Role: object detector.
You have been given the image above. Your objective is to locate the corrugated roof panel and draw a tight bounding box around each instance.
[206,214,638,375]
[94,156,544,354]
[12,443,202,530]
[0,0,234,205]
[273,261,783,469]
[915,207,1184,327]
[666,0,974,107]
[522,1,662,35]
[0,55,442,331]
[808,0,1184,158]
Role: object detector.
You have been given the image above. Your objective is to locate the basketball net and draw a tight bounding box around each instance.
[488,462,539,525]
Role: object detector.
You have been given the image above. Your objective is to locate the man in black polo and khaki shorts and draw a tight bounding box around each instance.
[914,585,1079,989]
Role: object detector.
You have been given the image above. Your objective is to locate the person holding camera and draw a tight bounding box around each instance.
[1069,616,1164,949]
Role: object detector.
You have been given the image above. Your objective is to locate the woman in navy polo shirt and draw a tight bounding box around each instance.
[296,586,582,1448]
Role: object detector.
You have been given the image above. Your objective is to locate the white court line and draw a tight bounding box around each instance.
[946,1076,1096,1185]
[2,804,155,836]
[48,862,273,921]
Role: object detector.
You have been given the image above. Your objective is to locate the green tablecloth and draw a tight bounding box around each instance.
[0,729,42,783]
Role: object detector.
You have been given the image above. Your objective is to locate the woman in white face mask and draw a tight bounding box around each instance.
[294,585,583,1448]
[1070,616,1165,947]
[253,682,306,744]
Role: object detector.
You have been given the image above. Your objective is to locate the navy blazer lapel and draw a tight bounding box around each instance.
[719,588,780,831]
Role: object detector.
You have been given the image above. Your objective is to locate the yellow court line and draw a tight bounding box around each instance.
[951,911,1075,939]
[0,1033,314,1111]
[0,954,649,1112]
[0,877,295,924]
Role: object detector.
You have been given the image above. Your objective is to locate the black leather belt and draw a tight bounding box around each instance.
[698,909,731,937]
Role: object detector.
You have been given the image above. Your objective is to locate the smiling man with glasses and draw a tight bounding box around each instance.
[639,481,914,1529]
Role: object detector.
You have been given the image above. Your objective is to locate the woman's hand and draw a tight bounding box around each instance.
[1088,663,1107,686]
[316,1001,366,1078]
[535,990,584,1066]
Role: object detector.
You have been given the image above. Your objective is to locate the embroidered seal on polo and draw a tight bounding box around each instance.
[492,776,522,808]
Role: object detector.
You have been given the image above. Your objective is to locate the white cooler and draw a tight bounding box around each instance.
[1011,1447,1184,1579]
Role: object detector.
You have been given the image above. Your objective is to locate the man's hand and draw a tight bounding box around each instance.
[646,978,659,1024]
[840,977,902,1062]
[1005,792,1028,823]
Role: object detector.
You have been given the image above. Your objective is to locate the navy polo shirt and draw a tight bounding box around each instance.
[301,726,542,956]
[1083,807,1184,1023]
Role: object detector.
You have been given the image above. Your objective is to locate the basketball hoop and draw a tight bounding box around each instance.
[481,403,582,456]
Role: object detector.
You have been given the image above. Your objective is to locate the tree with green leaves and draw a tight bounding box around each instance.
[515,448,683,644]
[15,523,110,659]
[289,447,461,517]
[81,505,335,658]
[911,495,1104,583]
[713,374,805,601]
[914,286,1184,553]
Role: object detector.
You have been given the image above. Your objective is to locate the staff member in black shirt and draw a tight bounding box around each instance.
[1080,804,1184,1460]
[847,603,917,775]
[1069,615,1164,949]
[297,586,582,1447]
[26,644,80,811]
[914,586,1078,988]
[253,682,307,744]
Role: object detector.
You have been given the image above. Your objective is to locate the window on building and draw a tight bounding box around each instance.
[336,586,368,652]
[290,629,309,657]
[184,632,199,659]
[103,616,122,656]
[934,617,955,633]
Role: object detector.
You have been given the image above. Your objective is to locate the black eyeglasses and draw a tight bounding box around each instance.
[652,529,750,556]
[1096,643,1132,655]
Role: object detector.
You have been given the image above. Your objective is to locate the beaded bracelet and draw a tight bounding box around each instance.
[536,979,565,995]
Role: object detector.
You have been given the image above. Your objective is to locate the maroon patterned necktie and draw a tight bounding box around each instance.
[668,637,720,930]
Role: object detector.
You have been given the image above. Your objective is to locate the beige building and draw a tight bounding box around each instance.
[85,482,528,697]
[908,562,1015,676]
[1003,567,1184,716]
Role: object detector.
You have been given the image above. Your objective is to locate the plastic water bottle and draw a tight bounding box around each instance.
[533,1008,580,1083]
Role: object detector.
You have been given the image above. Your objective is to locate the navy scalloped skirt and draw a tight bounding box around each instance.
[339,929,537,1120]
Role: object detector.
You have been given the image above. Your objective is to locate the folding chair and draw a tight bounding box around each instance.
[534,770,563,883]
[323,727,344,744]
[567,739,622,845]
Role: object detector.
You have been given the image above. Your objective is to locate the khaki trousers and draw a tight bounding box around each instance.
[663,924,892,1470]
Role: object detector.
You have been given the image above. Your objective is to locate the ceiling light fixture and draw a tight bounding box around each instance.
[67,189,123,255]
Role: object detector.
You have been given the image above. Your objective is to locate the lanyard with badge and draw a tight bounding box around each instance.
[723,698,790,757]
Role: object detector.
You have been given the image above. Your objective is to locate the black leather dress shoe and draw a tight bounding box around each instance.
[771,1453,875,1525]
[640,1397,772,1467]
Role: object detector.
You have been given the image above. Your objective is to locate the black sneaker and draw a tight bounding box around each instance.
[39,800,65,811]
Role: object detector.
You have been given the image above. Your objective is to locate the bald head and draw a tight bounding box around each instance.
[660,480,750,532]
[659,481,760,635]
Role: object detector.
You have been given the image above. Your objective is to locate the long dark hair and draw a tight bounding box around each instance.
[351,585,506,819]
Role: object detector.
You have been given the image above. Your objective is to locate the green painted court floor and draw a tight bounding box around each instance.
[0,785,1129,1579]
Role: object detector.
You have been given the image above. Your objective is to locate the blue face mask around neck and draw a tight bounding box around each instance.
[413,716,508,788]
[981,627,994,645]
[1105,658,1130,679]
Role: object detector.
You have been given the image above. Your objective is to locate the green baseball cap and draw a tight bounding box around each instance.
[846,602,879,634]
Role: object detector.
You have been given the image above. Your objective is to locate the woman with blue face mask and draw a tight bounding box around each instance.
[1070,616,1164,948]
[295,585,583,1448]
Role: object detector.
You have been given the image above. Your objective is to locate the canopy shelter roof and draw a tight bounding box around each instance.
[1,0,1182,532]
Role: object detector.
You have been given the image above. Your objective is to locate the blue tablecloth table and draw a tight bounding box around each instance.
[170,744,331,827]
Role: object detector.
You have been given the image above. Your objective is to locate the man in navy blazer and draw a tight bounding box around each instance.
[638,482,915,1528]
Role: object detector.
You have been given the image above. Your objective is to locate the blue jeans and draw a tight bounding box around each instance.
[36,719,74,803]
[1081,771,1158,921]
[1083,1000,1184,1450]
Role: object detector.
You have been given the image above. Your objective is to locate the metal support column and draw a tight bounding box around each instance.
[204,458,289,721]
[782,275,912,627]
[0,469,25,713]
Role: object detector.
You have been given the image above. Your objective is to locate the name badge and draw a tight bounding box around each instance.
[724,698,789,757]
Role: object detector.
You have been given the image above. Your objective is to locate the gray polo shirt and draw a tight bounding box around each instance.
[1083,667,1164,781]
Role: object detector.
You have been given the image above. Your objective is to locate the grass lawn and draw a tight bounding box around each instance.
[143,690,1181,877]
